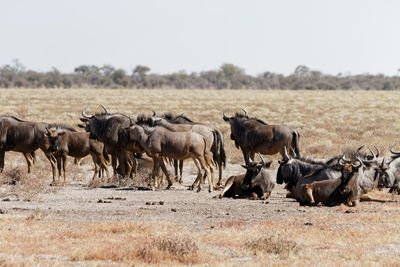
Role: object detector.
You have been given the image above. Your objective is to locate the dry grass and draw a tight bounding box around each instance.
[1,88,400,265]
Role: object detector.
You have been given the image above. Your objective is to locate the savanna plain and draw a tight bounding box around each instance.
[0,89,400,266]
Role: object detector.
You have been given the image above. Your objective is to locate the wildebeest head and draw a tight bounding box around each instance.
[276,146,300,185]
[81,105,133,142]
[376,157,391,189]
[45,127,65,152]
[163,112,193,124]
[223,109,249,148]
[241,153,272,187]
[337,154,362,194]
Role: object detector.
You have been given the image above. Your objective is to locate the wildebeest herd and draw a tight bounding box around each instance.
[0,106,399,207]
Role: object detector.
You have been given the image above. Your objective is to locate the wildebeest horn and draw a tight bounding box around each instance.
[362,147,376,164]
[339,153,350,166]
[352,157,362,168]
[223,112,231,121]
[357,145,365,152]
[81,106,92,118]
[374,145,380,158]
[100,104,109,114]
[257,152,265,166]
[290,147,297,158]
[241,108,248,118]
[152,110,156,117]
[283,146,290,161]
[381,157,386,166]
[390,144,400,155]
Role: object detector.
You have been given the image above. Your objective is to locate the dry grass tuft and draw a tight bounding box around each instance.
[137,235,200,264]
[246,235,299,256]
[0,166,56,200]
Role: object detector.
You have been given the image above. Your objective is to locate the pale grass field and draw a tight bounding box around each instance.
[1,89,400,266]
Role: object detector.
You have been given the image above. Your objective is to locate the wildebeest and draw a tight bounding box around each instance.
[277,145,385,206]
[376,145,400,194]
[223,109,300,165]
[136,113,218,188]
[126,124,214,192]
[161,112,226,185]
[294,155,363,206]
[80,105,136,177]
[0,115,75,183]
[45,127,110,182]
[215,153,274,199]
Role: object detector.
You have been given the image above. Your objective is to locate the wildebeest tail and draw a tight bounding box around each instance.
[102,146,110,163]
[215,130,226,168]
[292,130,300,158]
[31,152,36,164]
[211,131,219,166]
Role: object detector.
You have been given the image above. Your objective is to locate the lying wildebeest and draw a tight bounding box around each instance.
[126,124,213,192]
[161,112,226,186]
[376,145,400,194]
[294,155,363,206]
[215,153,274,199]
[80,105,136,177]
[0,115,74,183]
[277,146,384,206]
[136,113,218,188]
[45,126,110,182]
[223,109,300,165]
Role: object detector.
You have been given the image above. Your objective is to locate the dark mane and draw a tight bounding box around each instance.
[163,112,194,123]
[49,123,77,132]
[2,115,25,122]
[234,113,268,125]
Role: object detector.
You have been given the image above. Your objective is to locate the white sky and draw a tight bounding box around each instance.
[1,0,400,76]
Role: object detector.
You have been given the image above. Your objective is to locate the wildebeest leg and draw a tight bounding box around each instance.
[179,160,184,184]
[214,176,234,198]
[23,153,34,174]
[189,158,203,191]
[305,184,315,204]
[0,150,4,172]
[217,160,223,186]
[360,194,394,202]
[111,153,118,177]
[46,154,57,185]
[56,157,62,178]
[260,192,272,200]
[241,150,250,165]
[151,157,161,190]
[173,159,179,182]
[61,155,67,184]
[159,159,173,189]
[197,157,213,193]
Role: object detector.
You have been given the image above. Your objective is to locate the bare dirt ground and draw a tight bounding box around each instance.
[1,89,400,266]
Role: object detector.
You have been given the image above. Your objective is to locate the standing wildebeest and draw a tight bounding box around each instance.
[161,112,226,186]
[223,109,300,165]
[136,114,218,188]
[80,105,135,177]
[215,153,274,199]
[0,115,74,183]
[45,127,110,182]
[126,124,214,192]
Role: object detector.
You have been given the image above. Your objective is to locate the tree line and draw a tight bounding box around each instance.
[0,59,399,90]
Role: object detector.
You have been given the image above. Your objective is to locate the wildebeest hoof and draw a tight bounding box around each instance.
[197,187,202,193]
[188,185,194,191]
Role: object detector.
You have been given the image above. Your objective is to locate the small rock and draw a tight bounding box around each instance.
[159,201,164,205]
[98,199,104,203]
[171,208,177,212]
[0,209,6,214]
[210,225,215,229]
[226,212,230,215]
[145,202,151,205]
[151,202,157,205]
[304,222,313,226]
[2,198,10,202]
